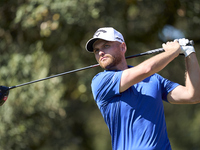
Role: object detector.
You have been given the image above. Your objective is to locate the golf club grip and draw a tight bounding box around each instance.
[125,48,164,59]
[189,40,194,46]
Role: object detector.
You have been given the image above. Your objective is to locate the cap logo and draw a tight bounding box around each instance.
[116,37,124,42]
[94,29,107,37]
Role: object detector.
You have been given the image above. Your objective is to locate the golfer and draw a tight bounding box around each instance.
[85,27,200,149]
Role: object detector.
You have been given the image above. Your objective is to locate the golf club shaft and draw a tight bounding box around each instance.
[9,48,165,90]
[9,64,100,90]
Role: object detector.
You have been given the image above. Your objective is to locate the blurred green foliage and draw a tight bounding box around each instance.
[0,0,200,149]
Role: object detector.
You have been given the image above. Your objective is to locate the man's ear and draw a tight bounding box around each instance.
[121,42,127,53]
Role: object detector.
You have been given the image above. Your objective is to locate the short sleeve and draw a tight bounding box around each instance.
[156,74,180,102]
[91,71,123,106]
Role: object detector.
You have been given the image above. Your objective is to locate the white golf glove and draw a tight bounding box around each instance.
[174,38,195,57]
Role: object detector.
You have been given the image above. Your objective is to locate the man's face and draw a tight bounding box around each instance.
[93,39,124,70]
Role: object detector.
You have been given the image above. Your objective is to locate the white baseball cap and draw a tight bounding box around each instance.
[85,27,125,52]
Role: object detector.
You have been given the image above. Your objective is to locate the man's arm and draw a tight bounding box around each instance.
[120,41,181,93]
[167,52,200,104]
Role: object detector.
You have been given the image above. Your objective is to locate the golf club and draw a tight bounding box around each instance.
[8,39,194,90]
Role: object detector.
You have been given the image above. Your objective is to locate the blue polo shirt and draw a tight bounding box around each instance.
[91,69,179,150]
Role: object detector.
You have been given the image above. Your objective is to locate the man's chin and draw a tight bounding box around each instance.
[99,58,116,70]
[99,63,109,70]
[101,63,115,70]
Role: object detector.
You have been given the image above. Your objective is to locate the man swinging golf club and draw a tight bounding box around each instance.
[85,27,200,150]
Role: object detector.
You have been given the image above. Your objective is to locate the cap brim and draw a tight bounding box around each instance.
[85,38,99,52]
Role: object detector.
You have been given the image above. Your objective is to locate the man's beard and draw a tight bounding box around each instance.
[99,53,122,70]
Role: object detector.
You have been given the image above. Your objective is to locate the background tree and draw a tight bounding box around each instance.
[0,0,200,149]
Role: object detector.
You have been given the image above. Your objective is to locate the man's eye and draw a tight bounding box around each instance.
[94,49,99,53]
[105,45,110,48]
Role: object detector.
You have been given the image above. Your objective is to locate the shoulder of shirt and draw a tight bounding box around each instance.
[92,70,122,81]
[91,66,161,81]
[92,65,135,81]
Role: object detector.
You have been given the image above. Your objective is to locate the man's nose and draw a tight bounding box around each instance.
[99,49,105,56]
